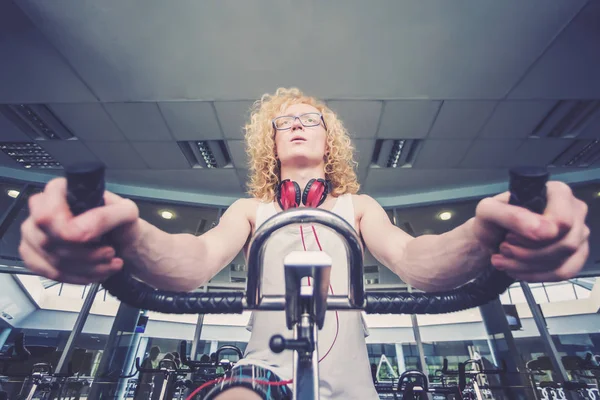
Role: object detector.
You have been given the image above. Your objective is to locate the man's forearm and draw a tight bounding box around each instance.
[119,219,210,291]
[395,218,494,292]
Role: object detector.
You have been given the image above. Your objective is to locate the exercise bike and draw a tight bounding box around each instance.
[135,356,195,400]
[64,162,549,400]
[179,342,243,398]
[5,361,74,400]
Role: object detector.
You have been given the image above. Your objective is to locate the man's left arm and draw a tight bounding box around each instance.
[359,182,590,292]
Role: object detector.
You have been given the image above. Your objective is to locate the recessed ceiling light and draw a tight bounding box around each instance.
[160,210,175,220]
[437,211,452,221]
[7,189,20,198]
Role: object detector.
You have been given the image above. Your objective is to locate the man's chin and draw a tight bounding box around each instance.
[279,155,324,168]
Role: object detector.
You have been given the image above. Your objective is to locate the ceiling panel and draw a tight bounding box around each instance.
[227,140,248,170]
[459,139,523,168]
[130,141,190,170]
[39,140,101,167]
[158,102,223,140]
[478,100,557,139]
[364,168,509,197]
[377,101,441,139]
[0,113,31,142]
[107,169,245,196]
[85,141,148,169]
[428,101,497,139]
[326,101,382,139]
[103,103,173,141]
[508,1,600,99]
[49,103,126,142]
[15,1,585,101]
[579,114,600,139]
[0,1,96,103]
[508,138,573,168]
[214,101,254,140]
[413,140,473,168]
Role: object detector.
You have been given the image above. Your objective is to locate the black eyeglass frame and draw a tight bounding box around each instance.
[272,113,328,131]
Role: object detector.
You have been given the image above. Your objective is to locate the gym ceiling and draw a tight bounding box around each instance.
[0,0,599,204]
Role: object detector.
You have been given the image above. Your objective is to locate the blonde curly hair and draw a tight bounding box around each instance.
[244,88,360,202]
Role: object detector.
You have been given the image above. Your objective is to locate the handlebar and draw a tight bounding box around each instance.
[179,341,243,370]
[215,345,243,362]
[65,162,548,316]
[398,370,429,391]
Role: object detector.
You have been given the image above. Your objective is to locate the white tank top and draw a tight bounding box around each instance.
[236,193,380,400]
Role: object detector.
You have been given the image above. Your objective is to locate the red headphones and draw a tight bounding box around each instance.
[276,178,331,210]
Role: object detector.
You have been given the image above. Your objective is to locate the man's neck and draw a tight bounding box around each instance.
[280,164,326,193]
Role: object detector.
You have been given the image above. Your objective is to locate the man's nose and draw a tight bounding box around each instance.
[291,117,303,131]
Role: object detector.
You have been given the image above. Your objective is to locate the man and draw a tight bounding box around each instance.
[19,88,590,399]
[135,345,160,399]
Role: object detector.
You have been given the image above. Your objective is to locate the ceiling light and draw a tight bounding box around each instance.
[160,210,175,220]
[594,191,600,198]
[0,142,62,169]
[387,140,406,168]
[7,189,20,198]
[437,211,453,221]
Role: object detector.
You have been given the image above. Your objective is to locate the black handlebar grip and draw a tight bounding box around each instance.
[508,166,548,215]
[65,162,106,216]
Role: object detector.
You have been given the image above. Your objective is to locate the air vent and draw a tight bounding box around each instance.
[230,264,245,272]
[550,139,600,168]
[364,265,379,274]
[231,277,247,283]
[178,140,231,169]
[0,104,75,140]
[530,101,600,139]
[371,139,422,168]
[0,142,62,169]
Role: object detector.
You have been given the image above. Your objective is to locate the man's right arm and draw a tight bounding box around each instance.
[122,198,253,292]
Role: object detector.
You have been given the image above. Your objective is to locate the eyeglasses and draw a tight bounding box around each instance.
[272,113,327,131]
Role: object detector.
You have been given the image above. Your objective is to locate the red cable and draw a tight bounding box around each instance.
[185,377,293,400]
[311,225,323,251]
[309,224,339,363]
[319,298,339,363]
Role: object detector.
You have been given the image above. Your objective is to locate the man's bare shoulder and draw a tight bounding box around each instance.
[350,193,379,215]
[228,197,262,223]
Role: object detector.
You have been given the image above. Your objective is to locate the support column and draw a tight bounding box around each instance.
[190,314,205,361]
[479,298,535,400]
[86,302,142,399]
[115,310,148,399]
[395,343,406,374]
[55,283,100,373]
[521,282,575,400]
[408,285,428,374]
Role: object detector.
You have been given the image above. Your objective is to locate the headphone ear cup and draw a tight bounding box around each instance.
[276,180,286,210]
[302,179,316,207]
[303,179,329,208]
[277,180,301,210]
[292,181,301,208]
